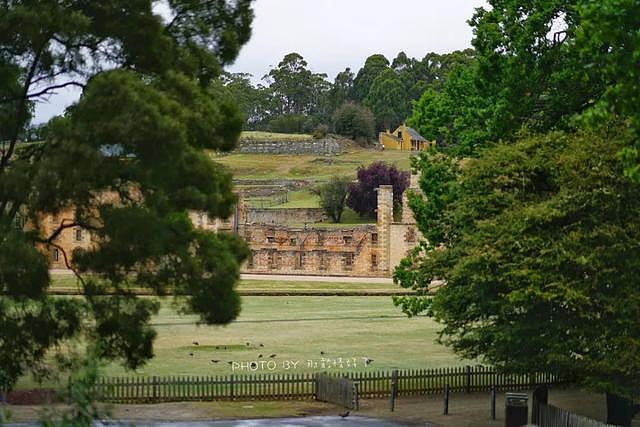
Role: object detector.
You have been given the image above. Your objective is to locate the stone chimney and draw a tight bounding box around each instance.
[376,185,393,273]
[401,173,421,224]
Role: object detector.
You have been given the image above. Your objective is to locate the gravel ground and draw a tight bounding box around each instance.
[5,387,637,426]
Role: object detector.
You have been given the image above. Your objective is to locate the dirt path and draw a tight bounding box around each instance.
[6,387,633,426]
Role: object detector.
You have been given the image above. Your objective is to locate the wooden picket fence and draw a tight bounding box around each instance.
[315,373,359,409]
[93,365,564,403]
[536,403,618,427]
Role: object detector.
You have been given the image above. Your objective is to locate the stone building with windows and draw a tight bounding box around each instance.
[45,176,423,277]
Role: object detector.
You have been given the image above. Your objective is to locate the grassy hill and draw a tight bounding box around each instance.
[215,145,414,181]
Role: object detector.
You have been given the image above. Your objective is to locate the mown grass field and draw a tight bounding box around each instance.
[49,276,399,294]
[16,293,467,388]
[100,296,466,378]
[215,146,414,180]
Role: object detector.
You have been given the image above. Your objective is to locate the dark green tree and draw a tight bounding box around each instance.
[263,52,329,117]
[221,72,271,129]
[352,54,389,102]
[575,0,640,182]
[332,102,375,142]
[0,0,253,392]
[408,64,492,154]
[317,176,350,223]
[394,125,640,426]
[327,67,355,113]
[466,0,606,146]
[364,68,407,131]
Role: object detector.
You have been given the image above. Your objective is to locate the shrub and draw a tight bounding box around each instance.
[347,161,409,218]
[332,102,375,142]
[312,124,329,139]
[267,114,306,133]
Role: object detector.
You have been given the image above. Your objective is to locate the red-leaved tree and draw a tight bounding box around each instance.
[347,161,409,218]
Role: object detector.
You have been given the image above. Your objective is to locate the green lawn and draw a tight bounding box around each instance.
[15,295,467,388]
[49,276,398,293]
[215,146,414,180]
[240,131,313,142]
[103,296,466,377]
[271,189,319,208]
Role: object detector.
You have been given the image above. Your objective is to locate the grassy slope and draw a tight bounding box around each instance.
[215,146,413,181]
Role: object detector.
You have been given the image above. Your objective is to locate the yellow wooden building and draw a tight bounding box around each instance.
[379,124,434,151]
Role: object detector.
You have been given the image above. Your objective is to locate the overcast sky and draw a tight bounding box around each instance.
[34,0,487,123]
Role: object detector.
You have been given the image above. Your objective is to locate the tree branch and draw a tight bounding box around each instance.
[0,81,85,103]
[0,39,47,172]
[49,242,86,287]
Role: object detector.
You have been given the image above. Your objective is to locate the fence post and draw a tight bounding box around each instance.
[353,382,360,410]
[465,365,471,393]
[230,375,235,400]
[490,385,496,420]
[444,383,449,415]
[389,370,398,412]
[152,376,158,401]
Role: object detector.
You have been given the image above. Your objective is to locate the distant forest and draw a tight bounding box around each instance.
[223,50,475,137]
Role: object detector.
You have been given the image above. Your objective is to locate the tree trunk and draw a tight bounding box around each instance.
[606,392,636,427]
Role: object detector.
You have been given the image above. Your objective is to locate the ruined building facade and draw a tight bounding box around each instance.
[46,177,423,278]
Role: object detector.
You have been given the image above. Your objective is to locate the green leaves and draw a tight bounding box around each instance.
[317,176,351,223]
[0,0,254,392]
[396,125,640,396]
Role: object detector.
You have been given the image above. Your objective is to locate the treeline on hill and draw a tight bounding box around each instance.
[222,50,474,140]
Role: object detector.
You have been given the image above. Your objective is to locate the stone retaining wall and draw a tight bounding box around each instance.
[246,207,325,225]
[237,138,343,155]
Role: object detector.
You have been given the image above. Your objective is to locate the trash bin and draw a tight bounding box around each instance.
[505,392,528,427]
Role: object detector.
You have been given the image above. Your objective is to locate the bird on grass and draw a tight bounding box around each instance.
[246,342,251,346]
[227,361,233,365]
[189,352,194,357]
[320,351,325,355]
[339,411,350,418]
[269,354,277,358]
[258,354,263,358]
[192,341,199,346]
[259,343,264,347]
[211,359,220,363]
[365,358,374,366]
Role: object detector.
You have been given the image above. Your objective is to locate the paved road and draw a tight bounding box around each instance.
[49,270,394,284]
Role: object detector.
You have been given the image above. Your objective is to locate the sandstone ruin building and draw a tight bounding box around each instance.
[47,176,423,278]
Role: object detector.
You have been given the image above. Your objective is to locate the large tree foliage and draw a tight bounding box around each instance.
[395,126,640,425]
[0,0,253,391]
[408,64,492,154]
[352,54,390,103]
[262,52,330,119]
[347,161,409,218]
[332,102,375,142]
[410,0,639,175]
[575,0,640,182]
[364,68,407,131]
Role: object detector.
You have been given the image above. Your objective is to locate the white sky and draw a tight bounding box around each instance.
[34,0,487,123]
